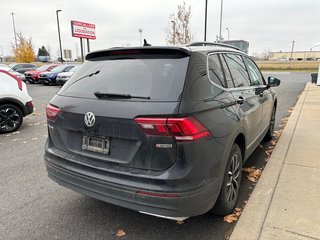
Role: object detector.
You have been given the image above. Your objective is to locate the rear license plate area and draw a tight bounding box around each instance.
[82,136,110,154]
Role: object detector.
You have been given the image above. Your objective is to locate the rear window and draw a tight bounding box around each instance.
[59,53,189,101]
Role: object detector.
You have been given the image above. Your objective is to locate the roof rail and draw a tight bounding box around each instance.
[187,42,241,51]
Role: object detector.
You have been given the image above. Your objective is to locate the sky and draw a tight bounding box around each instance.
[1,0,320,58]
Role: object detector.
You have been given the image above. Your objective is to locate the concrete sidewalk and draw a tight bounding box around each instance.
[230,83,320,240]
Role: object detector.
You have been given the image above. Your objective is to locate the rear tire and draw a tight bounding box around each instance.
[213,143,242,215]
[264,106,276,140]
[0,104,23,134]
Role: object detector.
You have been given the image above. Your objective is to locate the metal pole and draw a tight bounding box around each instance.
[10,12,18,48]
[87,39,90,53]
[226,28,229,40]
[56,10,63,63]
[80,38,84,63]
[204,0,208,41]
[290,40,295,61]
[171,21,176,45]
[138,28,142,46]
[219,0,224,42]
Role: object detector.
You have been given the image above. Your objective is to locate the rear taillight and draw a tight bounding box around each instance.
[46,104,60,122]
[134,117,211,142]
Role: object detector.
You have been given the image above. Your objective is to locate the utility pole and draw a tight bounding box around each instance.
[290,40,295,61]
[204,0,208,41]
[11,12,18,49]
[218,0,224,42]
[56,10,63,63]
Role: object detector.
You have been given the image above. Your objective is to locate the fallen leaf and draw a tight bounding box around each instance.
[258,144,263,149]
[12,138,20,142]
[235,207,241,212]
[223,213,238,223]
[176,220,184,225]
[243,167,262,182]
[32,138,38,141]
[12,131,20,135]
[115,229,126,238]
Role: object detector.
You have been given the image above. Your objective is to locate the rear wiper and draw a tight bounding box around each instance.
[67,70,100,87]
[94,92,151,100]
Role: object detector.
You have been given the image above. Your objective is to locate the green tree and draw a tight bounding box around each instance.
[37,46,50,57]
[12,33,35,63]
[166,2,192,45]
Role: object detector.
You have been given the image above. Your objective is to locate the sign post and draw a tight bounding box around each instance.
[71,20,96,63]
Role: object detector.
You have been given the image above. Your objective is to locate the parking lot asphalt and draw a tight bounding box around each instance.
[0,72,311,240]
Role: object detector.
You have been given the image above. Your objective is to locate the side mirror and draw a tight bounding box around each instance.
[267,76,281,88]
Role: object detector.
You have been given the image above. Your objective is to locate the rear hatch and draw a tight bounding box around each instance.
[47,48,190,171]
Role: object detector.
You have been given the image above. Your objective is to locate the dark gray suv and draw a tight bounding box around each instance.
[44,42,280,220]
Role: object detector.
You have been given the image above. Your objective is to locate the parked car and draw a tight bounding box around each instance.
[56,65,80,85]
[38,64,78,85]
[24,64,59,84]
[8,63,37,74]
[44,43,280,220]
[0,69,33,133]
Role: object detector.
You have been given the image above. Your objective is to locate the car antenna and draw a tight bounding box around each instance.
[143,39,151,46]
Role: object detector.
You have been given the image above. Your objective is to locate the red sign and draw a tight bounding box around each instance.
[71,20,96,40]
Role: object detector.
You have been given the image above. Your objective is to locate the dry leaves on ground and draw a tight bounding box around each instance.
[223,208,242,223]
[176,220,184,225]
[242,167,262,183]
[258,144,263,149]
[115,229,126,238]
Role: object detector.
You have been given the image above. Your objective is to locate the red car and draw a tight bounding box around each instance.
[24,64,59,84]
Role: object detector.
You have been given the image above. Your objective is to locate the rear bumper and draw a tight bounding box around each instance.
[24,101,33,116]
[45,146,221,218]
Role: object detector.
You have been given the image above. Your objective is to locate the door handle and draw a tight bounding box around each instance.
[237,96,244,105]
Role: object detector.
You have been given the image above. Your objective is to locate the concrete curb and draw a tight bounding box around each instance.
[229,83,310,240]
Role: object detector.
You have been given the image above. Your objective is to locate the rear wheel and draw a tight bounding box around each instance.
[264,106,276,140]
[0,104,23,134]
[213,143,242,215]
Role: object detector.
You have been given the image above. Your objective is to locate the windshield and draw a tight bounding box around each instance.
[59,56,189,101]
[69,65,80,72]
[8,63,17,68]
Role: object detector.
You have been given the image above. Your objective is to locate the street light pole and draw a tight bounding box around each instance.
[219,0,224,42]
[10,12,18,48]
[226,27,230,40]
[56,10,63,63]
[138,28,142,46]
[204,0,208,41]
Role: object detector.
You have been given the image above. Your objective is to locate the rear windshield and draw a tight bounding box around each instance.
[58,54,189,101]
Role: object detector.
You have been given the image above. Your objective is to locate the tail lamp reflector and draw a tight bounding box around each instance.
[134,117,210,141]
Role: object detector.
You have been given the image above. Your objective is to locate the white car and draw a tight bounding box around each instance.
[0,69,33,133]
[0,66,26,81]
[56,65,80,85]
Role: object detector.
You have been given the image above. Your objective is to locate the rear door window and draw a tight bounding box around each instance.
[220,55,235,88]
[223,54,250,88]
[59,51,189,102]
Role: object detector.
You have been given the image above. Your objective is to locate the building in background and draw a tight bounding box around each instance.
[268,51,320,61]
[221,40,249,54]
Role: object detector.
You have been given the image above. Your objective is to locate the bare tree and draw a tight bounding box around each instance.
[166,2,192,45]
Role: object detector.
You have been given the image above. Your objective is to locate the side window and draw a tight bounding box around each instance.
[223,54,250,87]
[220,55,235,88]
[244,57,264,86]
[207,54,226,88]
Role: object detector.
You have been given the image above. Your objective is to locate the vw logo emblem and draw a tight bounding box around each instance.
[84,112,95,127]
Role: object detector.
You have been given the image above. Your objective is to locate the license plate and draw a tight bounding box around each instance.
[82,136,110,154]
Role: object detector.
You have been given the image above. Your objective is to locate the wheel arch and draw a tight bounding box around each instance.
[0,98,26,116]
